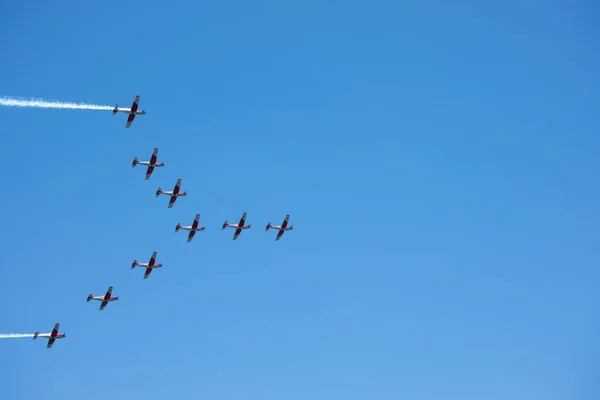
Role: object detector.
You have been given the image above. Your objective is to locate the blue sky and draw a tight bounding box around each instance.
[1,0,598,398]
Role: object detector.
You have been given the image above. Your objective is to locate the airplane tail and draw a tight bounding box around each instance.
[175,223,181,232]
[131,260,138,269]
[265,222,271,231]
[132,157,138,168]
[86,294,92,302]
[113,104,118,115]
[155,188,162,197]
[33,331,39,340]
[222,221,228,230]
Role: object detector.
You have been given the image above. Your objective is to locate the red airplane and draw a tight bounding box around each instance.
[132,147,165,180]
[113,95,146,128]
[87,286,119,310]
[156,178,187,208]
[266,214,294,241]
[33,323,66,349]
[132,251,163,279]
[176,213,206,243]
[222,212,251,240]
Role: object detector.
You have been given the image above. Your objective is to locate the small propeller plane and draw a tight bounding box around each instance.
[132,147,164,180]
[86,286,119,310]
[222,212,251,240]
[176,213,206,243]
[156,178,187,208]
[266,214,294,241]
[33,323,66,349]
[113,95,146,128]
[132,251,163,279]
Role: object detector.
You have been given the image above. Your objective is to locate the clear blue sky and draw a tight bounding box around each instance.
[1,1,598,399]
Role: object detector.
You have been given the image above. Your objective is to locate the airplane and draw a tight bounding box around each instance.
[222,212,251,240]
[132,251,163,279]
[176,213,206,243]
[156,178,187,208]
[113,95,146,128]
[33,323,66,349]
[265,214,294,241]
[86,286,119,310]
[132,147,165,180]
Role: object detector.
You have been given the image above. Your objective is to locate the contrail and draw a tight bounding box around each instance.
[0,333,34,339]
[0,96,114,111]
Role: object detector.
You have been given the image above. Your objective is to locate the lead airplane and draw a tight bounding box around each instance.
[113,95,146,128]
[86,286,119,310]
[132,147,165,180]
[132,251,163,279]
[176,213,206,243]
[33,323,66,349]
[222,212,251,240]
[156,178,187,208]
[266,214,294,241]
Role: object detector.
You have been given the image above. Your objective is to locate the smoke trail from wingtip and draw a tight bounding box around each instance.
[0,96,113,111]
[0,333,34,339]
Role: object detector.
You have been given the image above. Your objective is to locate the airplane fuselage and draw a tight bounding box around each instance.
[138,161,164,167]
[137,263,162,268]
[117,109,145,115]
[160,191,186,196]
[270,226,293,230]
[36,333,65,339]
[227,225,250,229]
[90,296,118,302]
[179,225,205,231]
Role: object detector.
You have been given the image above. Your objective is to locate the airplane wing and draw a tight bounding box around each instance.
[173,179,181,194]
[99,300,108,311]
[238,212,247,227]
[51,323,59,337]
[145,165,155,180]
[281,214,290,229]
[105,286,113,297]
[149,147,158,164]
[191,214,199,230]
[148,252,157,266]
[144,268,152,279]
[187,230,196,243]
[168,195,177,208]
[126,113,136,128]
[276,230,285,241]
[130,95,140,113]
[47,337,55,349]
[233,227,242,240]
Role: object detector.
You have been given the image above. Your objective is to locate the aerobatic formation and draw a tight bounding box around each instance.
[2,94,294,349]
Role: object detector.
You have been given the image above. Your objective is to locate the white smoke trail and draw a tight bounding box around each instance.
[0,96,114,111]
[0,333,34,339]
